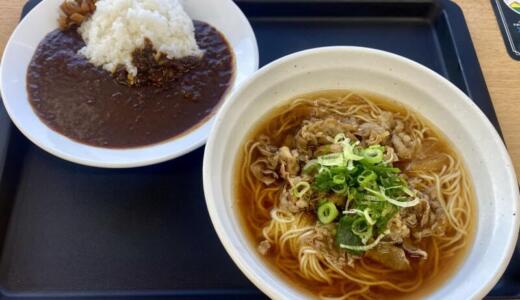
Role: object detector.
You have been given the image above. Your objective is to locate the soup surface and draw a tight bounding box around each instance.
[27,21,234,148]
[236,91,475,299]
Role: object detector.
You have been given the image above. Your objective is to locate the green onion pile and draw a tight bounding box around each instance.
[293,134,419,255]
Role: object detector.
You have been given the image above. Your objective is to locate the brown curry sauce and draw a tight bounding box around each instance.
[27,21,234,148]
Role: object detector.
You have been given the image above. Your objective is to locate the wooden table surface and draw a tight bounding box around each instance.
[0,0,519,175]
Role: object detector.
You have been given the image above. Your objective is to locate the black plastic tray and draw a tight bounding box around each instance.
[0,0,517,299]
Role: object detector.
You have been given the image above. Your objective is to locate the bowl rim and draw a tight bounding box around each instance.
[203,46,520,299]
[0,0,259,169]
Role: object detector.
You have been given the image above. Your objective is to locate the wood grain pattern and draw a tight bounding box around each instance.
[0,0,519,175]
[455,0,520,179]
[0,0,25,59]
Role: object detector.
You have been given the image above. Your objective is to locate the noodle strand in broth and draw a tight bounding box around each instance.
[236,91,474,299]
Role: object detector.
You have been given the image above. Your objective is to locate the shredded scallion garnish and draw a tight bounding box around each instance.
[340,231,389,251]
[291,181,310,198]
[317,201,339,224]
[310,135,420,255]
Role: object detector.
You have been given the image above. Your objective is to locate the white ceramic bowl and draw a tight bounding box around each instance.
[0,0,258,168]
[203,47,520,300]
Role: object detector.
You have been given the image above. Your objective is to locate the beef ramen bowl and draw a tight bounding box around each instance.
[203,47,520,299]
[0,0,258,168]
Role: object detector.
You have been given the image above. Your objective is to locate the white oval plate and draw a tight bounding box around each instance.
[0,0,258,168]
[203,47,520,300]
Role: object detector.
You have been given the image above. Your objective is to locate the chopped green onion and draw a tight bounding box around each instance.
[385,197,420,208]
[372,166,401,174]
[318,153,345,167]
[402,186,416,197]
[303,159,320,175]
[317,199,328,207]
[316,135,364,170]
[351,218,373,244]
[363,208,376,225]
[332,184,348,195]
[317,202,339,224]
[333,174,346,185]
[347,187,364,202]
[352,218,368,234]
[384,186,402,190]
[344,208,364,215]
[365,187,420,208]
[357,170,377,189]
[345,208,376,227]
[347,160,356,171]
[341,140,363,162]
[291,182,310,198]
[309,140,421,247]
[364,194,381,202]
[318,166,331,175]
[340,232,387,251]
[361,145,384,164]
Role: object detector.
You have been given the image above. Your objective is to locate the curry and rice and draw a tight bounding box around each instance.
[27,0,234,148]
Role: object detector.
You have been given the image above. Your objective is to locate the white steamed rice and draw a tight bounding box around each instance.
[78,0,203,76]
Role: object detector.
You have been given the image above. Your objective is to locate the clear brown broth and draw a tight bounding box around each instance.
[235,90,476,299]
